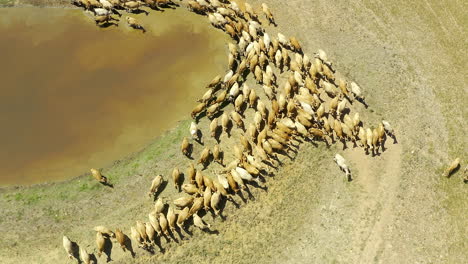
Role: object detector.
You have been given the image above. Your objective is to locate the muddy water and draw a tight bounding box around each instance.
[0,7,228,186]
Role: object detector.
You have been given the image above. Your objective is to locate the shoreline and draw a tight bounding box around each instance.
[1,0,74,8]
[0,119,188,191]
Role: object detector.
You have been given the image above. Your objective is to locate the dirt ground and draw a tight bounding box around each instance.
[0,0,466,264]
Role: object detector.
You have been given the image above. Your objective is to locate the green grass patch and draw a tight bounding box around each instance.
[0,119,190,204]
[4,191,43,205]
[43,206,65,223]
[0,0,14,7]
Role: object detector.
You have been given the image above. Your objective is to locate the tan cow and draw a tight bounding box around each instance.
[257,128,268,146]
[210,191,221,215]
[336,100,347,116]
[96,231,106,257]
[343,115,354,132]
[226,172,240,193]
[366,128,373,152]
[79,247,92,264]
[154,197,165,214]
[215,90,227,104]
[213,144,224,165]
[353,113,360,131]
[444,158,461,177]
[62,236,75,260]
[167,206,177,232]
[210,118,219,138]
[206,75,222,88]
[322,117,331,134]
[309,128,325,140]
[136,221,147,243]
[372,128,379,153]
[332,119,342,138]
[195,170,204,190]
[322,64,335,81]
[234,94,244,113]
[94,226,115,237]
[115,228,126,252]
[145,222,155,245]
[181,137,191,157]
[199,88,214,103]
[198,147,211,169]
[172,167,181,191]
[206,103,220,119]
[248,89,258,108]
[230,169,246,189]
[187,0,208,15]
[182,183,200,195]
[317,104,325,120]
[358,127,366,148]
[90,168,109,185]
[189,197,204,216]
[329,97,339,114]
[203,186,212,210]
[149,212,162,236]
[191,103,206,119]
[350,81,364,101]
[244,2,257,20]
[338,79,349,97]
[126,16,146,32]
[148,175,163,198]
[174,196,194,208]
[203,175,215,191]
[240,135,252,154]
[221,112,230,134]
[176,207,190,229]
[231,111,245,130]
[94,15,117,26]
[159,213,169,236]
[187,163,196,184]
[342,123,354,141]
[289,37,302,53]
[260,3,275,24]
[323,81,337,98]
[130,226,142,248]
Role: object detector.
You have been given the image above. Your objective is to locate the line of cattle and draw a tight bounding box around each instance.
[63,0,397,263]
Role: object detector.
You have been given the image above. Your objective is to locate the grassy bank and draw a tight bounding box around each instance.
[0,0,72,8]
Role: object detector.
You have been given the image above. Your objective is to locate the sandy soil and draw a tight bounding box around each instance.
[0,0,466,264]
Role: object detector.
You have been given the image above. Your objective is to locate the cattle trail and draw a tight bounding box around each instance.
[353,144,403,263]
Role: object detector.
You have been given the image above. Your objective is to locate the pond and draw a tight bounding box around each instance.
[0,7,227,185]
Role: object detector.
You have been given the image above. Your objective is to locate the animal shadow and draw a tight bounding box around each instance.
[103,237,113,262]
[70,241,81,262]
[123,234,136,258]
[89,253,98,264]
[98,22,118,28]
[152,181,168,201]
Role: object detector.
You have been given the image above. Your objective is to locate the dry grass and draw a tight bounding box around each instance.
[0,0,466,263]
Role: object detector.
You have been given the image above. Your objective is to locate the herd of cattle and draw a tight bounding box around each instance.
[63,0,399,263]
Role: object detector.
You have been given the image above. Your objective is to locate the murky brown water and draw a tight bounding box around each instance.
[0,7,227,186]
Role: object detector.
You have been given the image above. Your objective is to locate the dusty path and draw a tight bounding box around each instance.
[0,0,466,263]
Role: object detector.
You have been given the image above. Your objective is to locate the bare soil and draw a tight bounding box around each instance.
[0,0,466,264]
